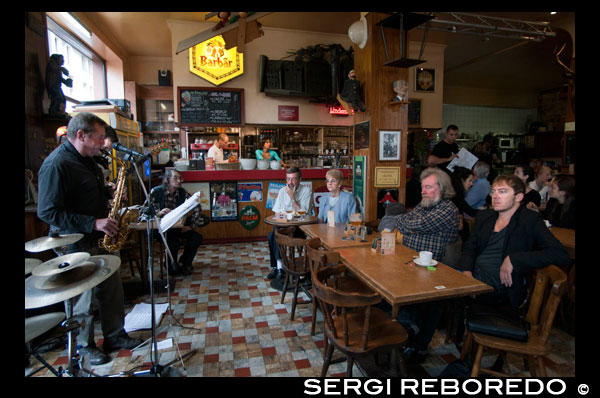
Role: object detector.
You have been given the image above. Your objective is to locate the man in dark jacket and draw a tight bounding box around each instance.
[458,174,571,308]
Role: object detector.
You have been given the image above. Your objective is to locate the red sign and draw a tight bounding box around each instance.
[329,106,353,115]
[278,105,299,121]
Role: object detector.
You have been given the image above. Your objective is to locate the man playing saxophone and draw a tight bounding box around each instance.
[37,112,142,366]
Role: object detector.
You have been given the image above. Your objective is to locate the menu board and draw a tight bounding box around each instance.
[178,86,244,127]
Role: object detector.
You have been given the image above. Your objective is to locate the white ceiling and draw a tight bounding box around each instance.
[80,11,574,92]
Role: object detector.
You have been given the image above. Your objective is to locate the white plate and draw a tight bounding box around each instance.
[413,258,438,267]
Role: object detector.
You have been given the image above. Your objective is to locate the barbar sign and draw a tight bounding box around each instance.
[189,35,244,86]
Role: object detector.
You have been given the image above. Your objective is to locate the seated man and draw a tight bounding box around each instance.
[379,167,460,363]
[267,166,313,279]
[143,169,210,276]
[465,161,491,209]
[459,174,571,308]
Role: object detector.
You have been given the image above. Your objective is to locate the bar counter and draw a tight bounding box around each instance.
[179,168,350,242]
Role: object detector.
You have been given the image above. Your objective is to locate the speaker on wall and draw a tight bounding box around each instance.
[158,69,171,86]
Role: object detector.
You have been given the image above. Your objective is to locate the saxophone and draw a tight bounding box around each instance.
[98,151,133,252]
[98,142,169,252]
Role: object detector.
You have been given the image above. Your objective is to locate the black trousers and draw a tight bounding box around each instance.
[154,229,202,269]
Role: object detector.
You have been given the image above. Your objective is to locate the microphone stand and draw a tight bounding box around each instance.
[123,154,191,377]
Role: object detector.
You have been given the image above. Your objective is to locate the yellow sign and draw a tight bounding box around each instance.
[189,35,244,85]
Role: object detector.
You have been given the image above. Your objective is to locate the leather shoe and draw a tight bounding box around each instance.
[402,346,427,365]
[267,268,280,279]
[79,344,110,365]
[103,330,143,353]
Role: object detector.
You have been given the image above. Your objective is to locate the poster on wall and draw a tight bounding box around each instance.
[353,156,366,218]
[237,182,263,202]
[210,182,238,221]
[185,182,211,210]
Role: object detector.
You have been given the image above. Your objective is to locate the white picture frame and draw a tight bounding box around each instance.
[378,130,401,161]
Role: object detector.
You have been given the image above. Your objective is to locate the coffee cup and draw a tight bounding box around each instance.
[418,251,433,265]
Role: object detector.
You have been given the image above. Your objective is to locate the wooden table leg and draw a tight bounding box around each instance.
[392,304,400,319]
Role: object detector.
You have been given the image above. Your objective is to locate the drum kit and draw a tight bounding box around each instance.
[25,232,121,377]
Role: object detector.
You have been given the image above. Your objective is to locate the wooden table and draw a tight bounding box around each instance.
[550,227,575,258]
[337,245,493,318]
[300,222,377,250]
[264,214,319,227]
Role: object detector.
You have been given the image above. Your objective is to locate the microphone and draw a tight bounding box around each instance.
[112,143,151,161]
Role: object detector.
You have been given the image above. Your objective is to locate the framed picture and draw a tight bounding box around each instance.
[354,120,370,150]
[210,181,238,221]
[378,130,401,161]
[415,68,436,92]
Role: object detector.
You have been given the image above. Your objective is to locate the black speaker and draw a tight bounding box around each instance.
[158,70,171,86]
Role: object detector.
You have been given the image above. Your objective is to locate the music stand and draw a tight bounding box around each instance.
[126,156,196,377]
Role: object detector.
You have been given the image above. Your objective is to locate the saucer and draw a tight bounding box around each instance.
[413,258,438,267]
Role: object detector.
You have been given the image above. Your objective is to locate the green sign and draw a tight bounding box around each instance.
[239,205,260,230]
[353,156,366,218]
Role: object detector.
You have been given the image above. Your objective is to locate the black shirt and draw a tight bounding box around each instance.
[431,140,459,172]
[37,140,110,250]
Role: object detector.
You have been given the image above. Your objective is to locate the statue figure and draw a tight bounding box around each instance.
[339,69,366,112]
[45,54,73,115]
[392,79,408,102]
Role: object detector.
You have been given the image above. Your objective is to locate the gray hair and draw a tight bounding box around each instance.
[420,167,455,200]
[286,166,302,179]
[473,161,490,179]
[162,168,181,186]
[66,112,107,139]
[325,169,343,183]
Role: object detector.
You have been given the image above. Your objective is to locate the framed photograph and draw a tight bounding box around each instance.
[378,130,401,161]
[354,120,370,150]
[415,68,436,92]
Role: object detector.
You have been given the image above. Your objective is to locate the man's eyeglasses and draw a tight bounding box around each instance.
[171,176,184,181]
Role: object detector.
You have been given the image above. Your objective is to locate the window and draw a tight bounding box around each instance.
[46,16,106,111]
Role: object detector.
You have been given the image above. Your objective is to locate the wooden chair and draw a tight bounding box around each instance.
[119,238,144,279]
[313,264,409,377]
[275,227,311,321]
[364,219,380,234]
[459,265,568,377]
[306,238,373,336]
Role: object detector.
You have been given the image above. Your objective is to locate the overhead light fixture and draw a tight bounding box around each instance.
[58,12,92,39]
[550,12,557,15]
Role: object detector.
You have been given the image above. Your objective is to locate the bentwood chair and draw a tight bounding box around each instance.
[313,264,409,377]
[306,238,373,336]
[275,227,311,321]
[460,265,568,377]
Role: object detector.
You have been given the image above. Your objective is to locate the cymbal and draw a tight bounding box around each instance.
[25,255,121,309]
[25,312,66,343]
[25,258,42,275]
[31,252,91,277]
[25,233,84,253]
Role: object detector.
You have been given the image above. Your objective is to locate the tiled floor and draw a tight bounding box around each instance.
[25,241,575,377]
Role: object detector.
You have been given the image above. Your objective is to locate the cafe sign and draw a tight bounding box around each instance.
[189,35,244,85]
[239,205,260,230]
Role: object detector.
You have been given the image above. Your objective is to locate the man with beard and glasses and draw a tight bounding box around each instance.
[379,167,459,261]
[378,167,460,364]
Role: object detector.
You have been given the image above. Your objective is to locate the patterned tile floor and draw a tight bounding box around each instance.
[25,241,575,377]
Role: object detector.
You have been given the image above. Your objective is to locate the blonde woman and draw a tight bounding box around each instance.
[317,169,357,224]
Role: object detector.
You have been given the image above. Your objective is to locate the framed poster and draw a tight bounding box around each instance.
[379,130,401,161]
[354,120,370,150]
[374,167,401,187]
[237,182,263,202]
[210,182,238,221]
[353,155,366,218]
[415,68,436,92]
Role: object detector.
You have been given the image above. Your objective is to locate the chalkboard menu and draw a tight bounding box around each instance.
[408,98,422,127]
[178,86,244,127]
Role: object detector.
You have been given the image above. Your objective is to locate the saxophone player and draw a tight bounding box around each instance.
[37,112,142,366]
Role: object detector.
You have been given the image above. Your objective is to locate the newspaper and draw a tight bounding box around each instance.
[446,147,479,172]
[158,191,201,232]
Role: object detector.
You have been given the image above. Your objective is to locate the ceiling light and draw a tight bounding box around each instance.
[58,12,92,39]
[550,12,557,15]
